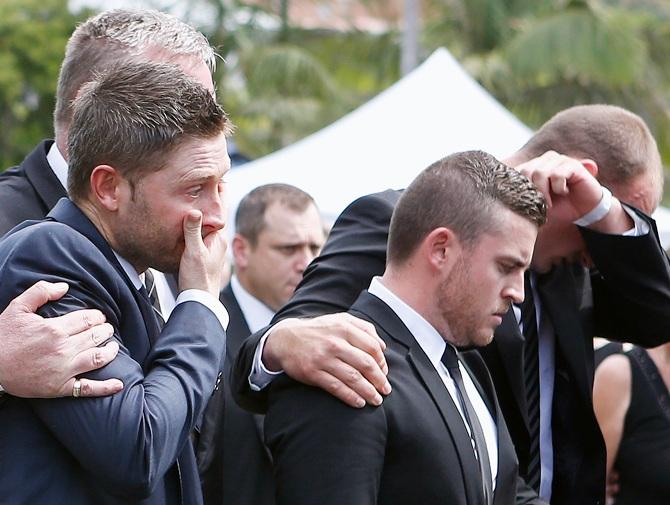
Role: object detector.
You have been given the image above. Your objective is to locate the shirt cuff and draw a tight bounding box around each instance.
[249,324,286,391]
[175,289,229,331]
[621,205,649,236]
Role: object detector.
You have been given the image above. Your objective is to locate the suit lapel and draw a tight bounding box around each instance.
[219,285,252,368]
[351,291,485,505]
[47,199,161,348]
[23,140,67,211]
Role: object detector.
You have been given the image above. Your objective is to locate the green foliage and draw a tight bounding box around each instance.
[2,0,670,203]
[505,5,647,87]
[200,2,400,159]
[0,0,86,170]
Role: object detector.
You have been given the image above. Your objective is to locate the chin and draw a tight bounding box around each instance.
[149,257,181,275]
[476,331,495,347]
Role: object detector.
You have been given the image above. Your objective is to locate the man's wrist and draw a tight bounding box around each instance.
[574,186,612,227]
[249,325,286,391]
[261,319,296,372]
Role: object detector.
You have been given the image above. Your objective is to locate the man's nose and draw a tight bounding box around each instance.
[202,194,227,232]
[505,271,525,305]
[295,246,315,273]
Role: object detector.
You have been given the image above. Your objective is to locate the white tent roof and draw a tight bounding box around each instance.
[227,47,533,220]
[652,206,670,249]
[226,46,670,250]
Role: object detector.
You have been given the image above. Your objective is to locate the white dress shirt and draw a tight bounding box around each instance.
[368,276,498,490]
[230,275,274,334]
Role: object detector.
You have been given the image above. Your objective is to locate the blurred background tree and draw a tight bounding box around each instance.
[1,0,669,201]
[0,0,89,170]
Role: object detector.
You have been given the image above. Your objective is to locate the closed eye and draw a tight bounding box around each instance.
[187,185,204,197]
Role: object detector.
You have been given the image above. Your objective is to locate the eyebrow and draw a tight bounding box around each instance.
[178,168,228,185]
[498,255,529,269]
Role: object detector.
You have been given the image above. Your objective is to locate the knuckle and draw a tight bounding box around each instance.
[34,280,50,299]
[360,359,378,376]
[345,368,361,386]
[321,339,341,355]
[79,380,92,397]
[89,328,100,345]
[324,379,342,396]
[91,349,106,367]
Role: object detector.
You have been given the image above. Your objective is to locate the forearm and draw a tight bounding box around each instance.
[583,208,670,342]
[32,302,225,497]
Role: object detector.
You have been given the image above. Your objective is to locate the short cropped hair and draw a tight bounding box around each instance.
[388,150,547,265]
[67,61,231,202]
[520,105,663,202]
[236,183,317,246]
[55,8,217,136]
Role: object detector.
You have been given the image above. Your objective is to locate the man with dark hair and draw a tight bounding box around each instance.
[0,8,216,234]
[0,8,219,400]
[232,104,670,505]
[265,151,547,505]
[233,183,324,313]
[200,183,324,505]
[0,61,231,505]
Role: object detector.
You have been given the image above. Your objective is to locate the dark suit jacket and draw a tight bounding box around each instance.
[0,139,65,236]
[265,291,522,505]
[233,189,670,505]
[0,198,226,505]
[198,284,275,505]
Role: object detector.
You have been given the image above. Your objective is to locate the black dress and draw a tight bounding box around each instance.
[613,346,670,505]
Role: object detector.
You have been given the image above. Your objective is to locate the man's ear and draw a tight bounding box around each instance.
[232,234,251,270]
[580,159,598,178]
[89,165,124,211]
[424,227,461,272]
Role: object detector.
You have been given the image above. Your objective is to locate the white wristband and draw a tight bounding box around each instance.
[573,186,612,227]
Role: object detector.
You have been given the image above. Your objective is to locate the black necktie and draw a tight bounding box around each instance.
[521,273,541,492]
[441,345,493,505]
[142,269,165,329]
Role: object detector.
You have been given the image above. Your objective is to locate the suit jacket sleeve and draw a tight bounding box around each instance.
[265,375,386,505]
[231,190,400,413]
[581,206,670,345]
[0,226,225,500]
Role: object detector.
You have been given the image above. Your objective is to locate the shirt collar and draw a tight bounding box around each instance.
[46,142,69,191]
[112,251,143,291]
[230,275,275,334]
[368,276,451,370]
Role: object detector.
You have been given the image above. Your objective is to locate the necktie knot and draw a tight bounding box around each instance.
[441,344,460,371]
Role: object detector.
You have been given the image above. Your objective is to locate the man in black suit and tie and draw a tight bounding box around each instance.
[232,105,670,505]
[264,150,547,505]
[0,8,218,400]
[199,183,324,505]
[0,61,231,505]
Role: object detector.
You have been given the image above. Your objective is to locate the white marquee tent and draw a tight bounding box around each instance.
[227,47,532,221]
[227,47,670,248]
